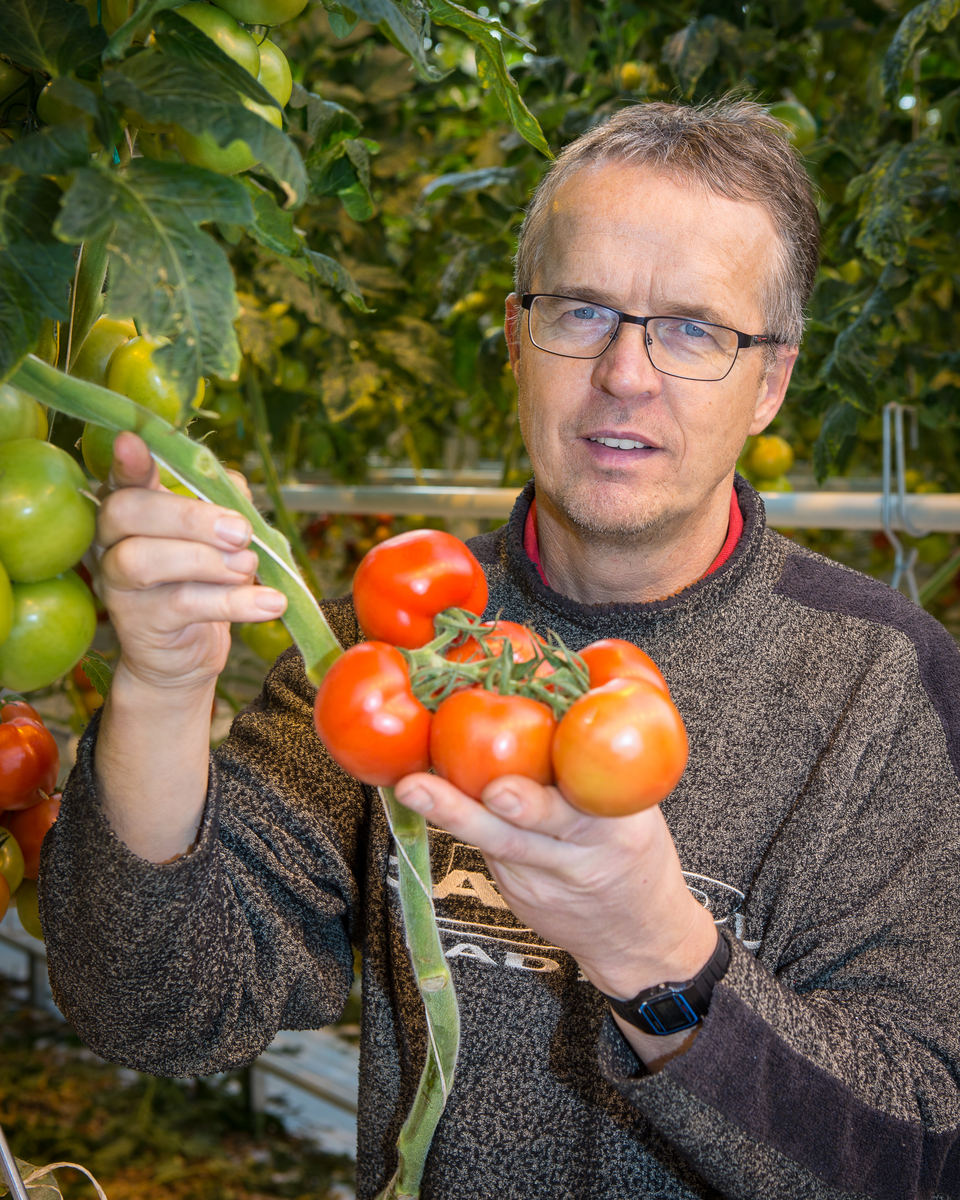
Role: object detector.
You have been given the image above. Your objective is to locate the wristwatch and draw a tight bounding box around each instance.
[600,931,730,1036]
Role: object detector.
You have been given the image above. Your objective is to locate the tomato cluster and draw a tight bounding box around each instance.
[0,701,61,940]
[0,386,98,694]
[314,530,689,817]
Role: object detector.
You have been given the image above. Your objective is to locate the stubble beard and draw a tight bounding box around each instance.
[537,463,671,548]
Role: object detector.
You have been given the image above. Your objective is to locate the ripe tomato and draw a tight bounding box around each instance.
[72,316,137,387]
[15,878,43,941]
[0,439,96,583]
[0,827,25,895]
[257,38,293,106]
[175,97,282,175]
[429,688,556,800]
[175,2,261,76]
[239,618,293,663]
[2,793,61,880]
[0,717,59,810]
[0,383,48,443]
[0,701,43,726]
[553,679,688,817]
[353,530,488,649]
[0,571,97,693]
[211,0,308,26]
[446,620,545,666]
[578,639,669,696]
[314,642,431,786]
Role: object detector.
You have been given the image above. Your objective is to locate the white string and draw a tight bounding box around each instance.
[22,1162,108,1199]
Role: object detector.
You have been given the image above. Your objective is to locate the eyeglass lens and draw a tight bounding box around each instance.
[528,295,740,381]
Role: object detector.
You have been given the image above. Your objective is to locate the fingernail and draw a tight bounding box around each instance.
[396,785,433,813]
[484,786,521,817]
[255,590,285,615]
[225,550,258,574]
[215,516,249,547]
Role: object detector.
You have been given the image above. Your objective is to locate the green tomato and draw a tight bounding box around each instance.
[212,389,248,423]
[276,356,308,393]
[240,618,293,662]
[0,829,25,897]
[0,441,96,583]
[175,2,261,76]
[174,97,282,175]
[211,0,307,25]
[0,558,11,647]
[0,62,28,105]
[15,878,44,941]
[0,571,97,694]
[257,38,293,106]
[768,102,818,151]
[72,316,137,387]
[0,383,48,442]
[35,79,104,149]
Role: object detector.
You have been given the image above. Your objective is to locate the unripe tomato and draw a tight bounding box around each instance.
[0,828,25,895]
[429,688,556,801]
[174,97,282,175]
[0,440,96,582]
[211,0,307,26]
[0,717,59,810]
[552,679,688,817]
[747,435,794,481]
[446,620,546,666]
[36,79,104,149]
[175,2,261,77]
[768,102,817,150]
[0,383,48,442]
[72,316,137,387]
[239,617,293,662]
[0,62,28,105]
[0,571,97,693]
[0,560,11,649]
[578,639,669,696]
[353,530,488,649]
[619,61,644,90]
[313,642,432,786]
[275,356,308,392]
[15,878,43,941]
[257,38,293,106]
[2,793,61,880]
[0,875,8,923]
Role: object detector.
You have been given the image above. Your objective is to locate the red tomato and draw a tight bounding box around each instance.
[0,700,43,726]
[429,688,556,800]
[578,639,669,696]
[0,717,58,810]
[0,874,8,923]
[552,678,688,817]
[2,792,60,879]
[446,620,545,666]
[352,530,488,649]
[314,642,431,786]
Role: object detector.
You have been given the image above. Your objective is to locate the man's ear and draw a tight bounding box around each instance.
[505,293,522,375]
[748,347,798,436]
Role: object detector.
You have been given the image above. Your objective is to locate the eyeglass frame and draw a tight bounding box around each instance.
[519,293,774,382]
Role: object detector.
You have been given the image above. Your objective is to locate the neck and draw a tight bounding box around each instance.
[533,476,736,605]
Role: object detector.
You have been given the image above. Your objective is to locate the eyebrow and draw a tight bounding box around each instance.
[546,285,734,329]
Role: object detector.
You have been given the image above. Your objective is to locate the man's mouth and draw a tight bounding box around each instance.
[588,436,652,450]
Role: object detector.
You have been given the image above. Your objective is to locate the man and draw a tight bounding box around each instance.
[42,99,960,1198]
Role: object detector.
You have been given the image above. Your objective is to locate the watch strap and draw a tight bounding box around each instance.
[601,931,730,1036]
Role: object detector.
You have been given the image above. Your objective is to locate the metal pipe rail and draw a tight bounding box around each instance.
[252,484,960,532]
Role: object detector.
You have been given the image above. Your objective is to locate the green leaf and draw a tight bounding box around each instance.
[429,0,550,157]
[813,401,859,481]
[289,85,363,147]
[305,142,373,216]
[154,9,279,111]
[882,0,960,99]
[0,121,91,174]
[55,161,253,408]
[0,177,76,383]
[2,0,106,77]
[103,55,307,208]
[343,138,372,192]
[661,16,738,93]
[420,166,519,201]
[323,0,361,38]
[817,285,893,411]
[239,179,301,256]
[339,0,446,82]
[104,0,183,60]
[305,250,373,311]
[79,649,114,699]
[854,135,944,266]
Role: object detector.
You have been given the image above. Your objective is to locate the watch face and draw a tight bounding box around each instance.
[641,994,700,1035]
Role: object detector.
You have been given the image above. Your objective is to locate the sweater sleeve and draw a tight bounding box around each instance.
[598,656,960,1200]
[39,615,364,1079]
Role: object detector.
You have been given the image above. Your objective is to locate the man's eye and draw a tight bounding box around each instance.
[679,322,707,338]
[571,307,600,320]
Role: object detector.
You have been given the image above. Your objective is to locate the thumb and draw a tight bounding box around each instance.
[108,430,161,491]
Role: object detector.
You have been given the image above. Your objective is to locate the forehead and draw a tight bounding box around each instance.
[535,162,778,328]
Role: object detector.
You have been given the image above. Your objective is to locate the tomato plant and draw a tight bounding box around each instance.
[578,640,669,696]
[15,877,43,941]
[314,641,432,785]
[176,2,262,77]
[0,571,98,693]
[552,679,688,817]
[257,38,293,107]
[429,688,556,800]
[72,316,137,388]
[0,439,96,583]
[0,827,25,896]
[213,0,308,26]
[353,530,488,649]
[0,712,59,810]
[0,383,47,442]
[2,793,61,880]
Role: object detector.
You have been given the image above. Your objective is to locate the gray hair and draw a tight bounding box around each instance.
[514,98,820,347]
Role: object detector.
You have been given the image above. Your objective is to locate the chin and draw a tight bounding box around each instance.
[546,479,669,546]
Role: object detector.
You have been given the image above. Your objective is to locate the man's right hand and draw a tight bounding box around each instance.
[87,431,287,863]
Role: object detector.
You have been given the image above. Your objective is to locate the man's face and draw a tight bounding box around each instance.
[506,162,796,546]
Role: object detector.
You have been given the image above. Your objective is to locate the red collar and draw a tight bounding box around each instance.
[522,488,743,590]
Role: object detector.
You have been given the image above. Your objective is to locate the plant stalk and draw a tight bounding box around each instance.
[245,365,325,601]
[376,787,459,1200]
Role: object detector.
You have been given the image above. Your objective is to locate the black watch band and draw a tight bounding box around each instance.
[601,931,730,1036]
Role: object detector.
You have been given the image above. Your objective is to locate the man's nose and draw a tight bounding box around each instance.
[590,322,662,398]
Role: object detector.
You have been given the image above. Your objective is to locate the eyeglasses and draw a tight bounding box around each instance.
[521,293,772,382]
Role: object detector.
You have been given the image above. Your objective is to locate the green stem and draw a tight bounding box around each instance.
[62,229,112,372]
[12,356,341,685]
[376,787,459,1200]
[245,366,324,601]
[919,546,960,606]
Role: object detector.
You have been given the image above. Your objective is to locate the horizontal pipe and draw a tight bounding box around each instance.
[252,485,960,532]
[254,1051,358,1114]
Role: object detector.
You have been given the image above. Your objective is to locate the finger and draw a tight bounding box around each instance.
[97,485,252,555]
[481,774,595,841]
[115,580,286,632]
[109,431,161,491]
[101,537,259,592]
